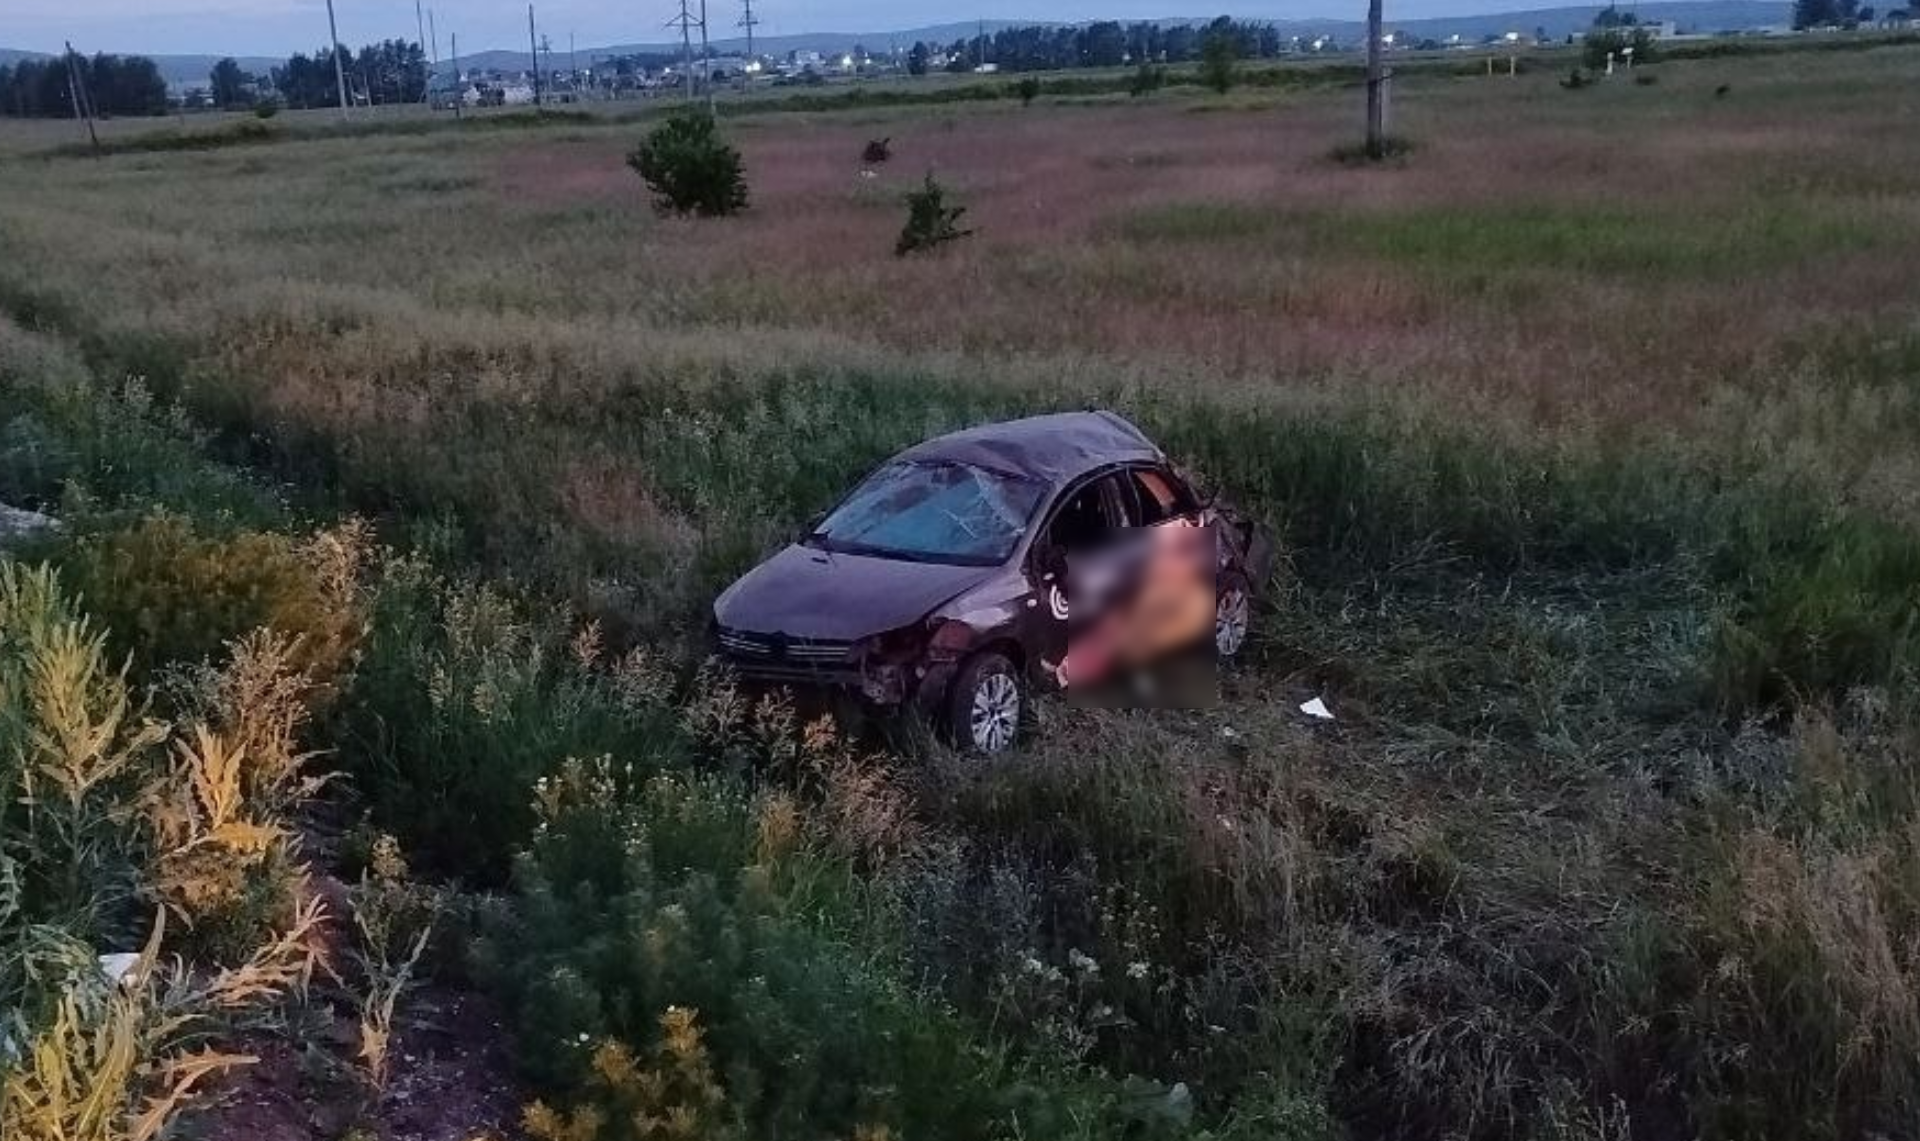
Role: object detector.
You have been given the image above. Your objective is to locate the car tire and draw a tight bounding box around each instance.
[947,650,1024,755]
[1215,572,1252,660]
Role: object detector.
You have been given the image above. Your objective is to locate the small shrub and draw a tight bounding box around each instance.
[331,558,689,882]
[253,102,280,119]
[861,136,892,163]
[895,173,972,256]
[1583,25,1657,70]
[626,112,748,217]
[0,564,325,1141]
[1014,76,1041,106]
[55,513,367,697]
[0,900,322,1141]
[1200,33,1239,95]
[1128,63,1166,97]
[346,836,437,1098]
[1562,67,1592,89]
[1634,70,1660,85]
[473,758,1136,1141]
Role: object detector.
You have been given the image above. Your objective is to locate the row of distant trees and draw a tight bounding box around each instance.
[906,18,1295,75]
[0,40,426,118]
[268,40,428,109]
[0,53,168,118]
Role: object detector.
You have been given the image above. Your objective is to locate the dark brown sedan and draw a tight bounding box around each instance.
[710,411,1275,752]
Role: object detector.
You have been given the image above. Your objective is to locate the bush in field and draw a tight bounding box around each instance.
[627,112,748,217]
[1582,25,1656,69]
[0,565,162,948]
[1014,76,1041,106]
[896,173,972,256]
[55,514,367,697]
[0,564,326,966]
[1199,33,1238,95]
[0,563,324,1141]
[473,758,1151,1141]
[1128,63,1166,97]
[331,559,690,882]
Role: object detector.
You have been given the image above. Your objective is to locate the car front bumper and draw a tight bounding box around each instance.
[709,633,957,712]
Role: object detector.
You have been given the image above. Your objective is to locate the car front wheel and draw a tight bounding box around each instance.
[948,650,1023,754]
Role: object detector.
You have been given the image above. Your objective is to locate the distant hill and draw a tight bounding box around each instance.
[448,20,1037,74]
[1,2,1797,87]
[440,2,1789,71]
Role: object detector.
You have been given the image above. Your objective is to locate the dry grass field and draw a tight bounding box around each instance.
[4,39,1920,1141]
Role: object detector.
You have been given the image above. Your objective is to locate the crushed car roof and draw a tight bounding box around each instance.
[898,410,1161,486]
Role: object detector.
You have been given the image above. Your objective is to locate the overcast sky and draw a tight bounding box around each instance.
[4,0,1570,57]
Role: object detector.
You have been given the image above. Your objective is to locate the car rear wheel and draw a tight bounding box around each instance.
[1216,574,1252,659]
[948,650,1023,755]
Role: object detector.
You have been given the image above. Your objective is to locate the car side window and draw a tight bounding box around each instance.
[1044,474,1127,554]
[1127,467,1196,527]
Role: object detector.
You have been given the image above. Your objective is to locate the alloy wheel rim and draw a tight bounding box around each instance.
[970,672,1020,753]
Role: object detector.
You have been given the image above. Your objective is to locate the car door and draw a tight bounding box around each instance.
[1022,470,1131,691]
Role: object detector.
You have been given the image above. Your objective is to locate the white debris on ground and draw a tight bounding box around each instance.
[1298,696,1336,721]
[0,503,57,548]
[98,952,144,989]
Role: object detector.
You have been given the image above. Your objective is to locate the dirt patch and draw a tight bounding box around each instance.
[192,985,521,1141]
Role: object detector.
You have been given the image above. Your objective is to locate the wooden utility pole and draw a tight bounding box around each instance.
[451,31,462,118]
[528,5,542,106]
[1365,0,1385,158]
[63,43,98,152]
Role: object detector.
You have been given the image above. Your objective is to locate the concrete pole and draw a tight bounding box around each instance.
[326,0,350,119]
[1365,0,1384,157]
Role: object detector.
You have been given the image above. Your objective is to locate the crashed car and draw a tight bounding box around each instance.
[710,410,1275,753]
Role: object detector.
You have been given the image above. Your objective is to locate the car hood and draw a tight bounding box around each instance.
[714,543,999,641]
